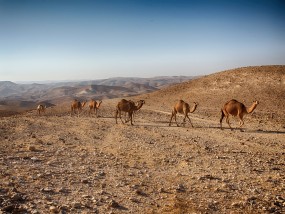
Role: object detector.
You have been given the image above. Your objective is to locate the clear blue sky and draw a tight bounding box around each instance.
[0,0,285,82]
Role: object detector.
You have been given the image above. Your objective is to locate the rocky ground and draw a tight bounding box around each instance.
[0,98,284,214]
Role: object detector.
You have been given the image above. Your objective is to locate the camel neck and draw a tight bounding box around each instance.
[246,103,257,114]
[190,104,197,113]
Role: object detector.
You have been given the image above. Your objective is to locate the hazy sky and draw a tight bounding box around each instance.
[1,0,285,82]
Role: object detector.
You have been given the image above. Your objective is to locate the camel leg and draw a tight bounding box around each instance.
[129,112,134,125]
[220,109,225,129]
[186,114,193,128]
[124,112,129,123]
[115,109,124,124]
[119,111,125,124]
[115,110,118,124]
[174,113,179,127]
[238,114,244,128]
[169,112,174,126]
[182,115,187,127]
[239,113,244,126]
[226,116,232,130]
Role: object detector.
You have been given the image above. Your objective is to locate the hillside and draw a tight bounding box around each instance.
[139,65,285,127]
[0,66,284,213]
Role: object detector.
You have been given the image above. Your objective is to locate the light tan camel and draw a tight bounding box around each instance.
[115,99,145,125]
[89,100,102,117]
[169,100,198,127]
[71,100,87,117]
[220,99,259,130]
[37,104,46,115]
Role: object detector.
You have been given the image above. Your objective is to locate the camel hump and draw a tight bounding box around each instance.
[224,99,239,106]
[229,99,238,103]
[121,99,128,103]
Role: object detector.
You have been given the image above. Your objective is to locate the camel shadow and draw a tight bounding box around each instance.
[136,123,285,135]
[218,127,285,134]
[247,129,285,134]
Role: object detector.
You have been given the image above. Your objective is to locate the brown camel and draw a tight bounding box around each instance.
[71,100,87,117]
[37,104,46,115]
[124,100,141,122]
[220,99,259,130]
[169,100,198,127]
[115,99,145,125]
[89,100,102,117]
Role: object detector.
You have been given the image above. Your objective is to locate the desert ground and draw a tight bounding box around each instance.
[0,66,284,213]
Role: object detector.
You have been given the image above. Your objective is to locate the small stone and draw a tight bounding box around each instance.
[28,145,37,151]
[81,179,89,184]
[49,206,58,213]
[129,197,139,203]
[108,200,120,208]
[36,139,44,144]
[31,157,39,161]
[41,187,53,193]
[72,202,82,209]
[58,137,65,143]
[175,184,186,192]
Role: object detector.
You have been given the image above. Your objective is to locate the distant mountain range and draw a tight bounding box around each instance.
[0,76,195,113]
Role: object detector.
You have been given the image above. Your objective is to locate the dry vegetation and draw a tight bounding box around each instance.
[0,66,284,213]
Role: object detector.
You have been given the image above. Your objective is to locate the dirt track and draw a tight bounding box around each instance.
[0,99,284,214]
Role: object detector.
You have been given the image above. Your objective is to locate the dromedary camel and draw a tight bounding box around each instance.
[124,100,141,123]
[71,100,87,117]
[115,99,145,125]
[169,100,198,127]
[37,104,46,115]
[220,99,259,130]
[89,100,102,117]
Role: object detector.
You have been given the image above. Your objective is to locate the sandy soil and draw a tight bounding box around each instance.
[0,98,284,214]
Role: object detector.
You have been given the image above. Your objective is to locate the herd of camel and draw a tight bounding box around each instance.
[36,98,259,130]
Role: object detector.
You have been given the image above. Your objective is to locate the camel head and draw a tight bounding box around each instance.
[97,100,102,108]
[82,100,87,107]
[134,100,145,111]
[247,100,259,114]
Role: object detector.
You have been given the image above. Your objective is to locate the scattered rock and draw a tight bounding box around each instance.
[108,200,120,208]
[49,206,59,213]
[28,145,37,151]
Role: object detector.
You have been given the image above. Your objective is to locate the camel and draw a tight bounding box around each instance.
[115,99,145,125]
[220,99,259,130]
[169,100,198,127]
[89,100,102,117]
[37,104,46,115]
[124,100,141,122]
[71,99,87,117]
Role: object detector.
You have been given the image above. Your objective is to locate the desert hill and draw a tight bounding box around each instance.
[139,65,285,126]
[0,66,284,213]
